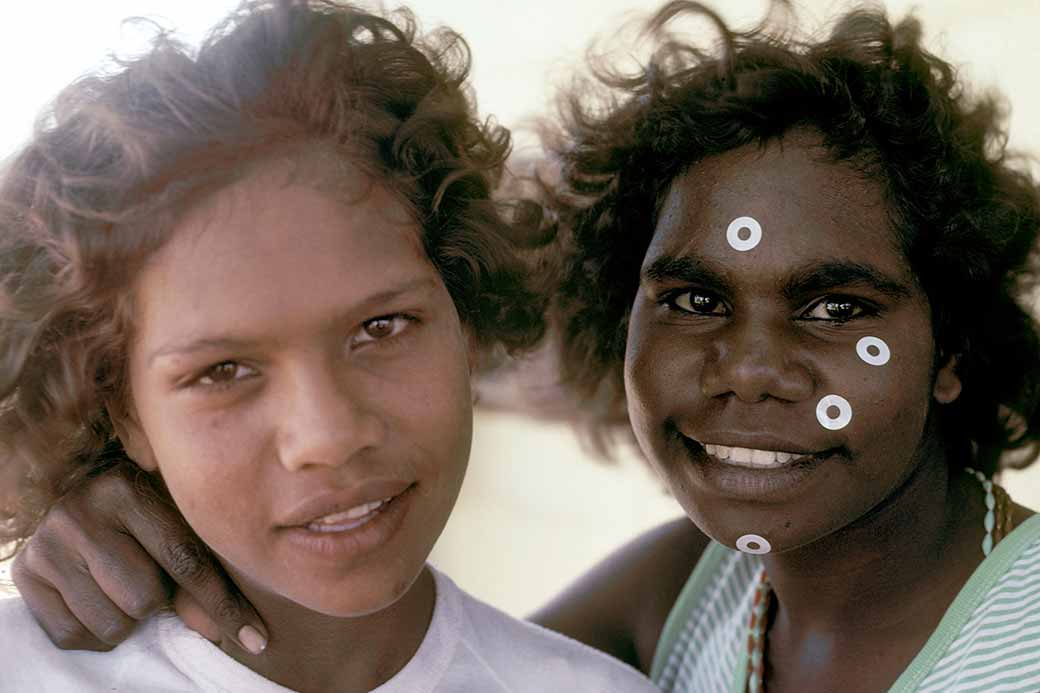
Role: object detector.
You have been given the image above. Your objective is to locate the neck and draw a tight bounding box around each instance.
[762,447,984,645]
[220,567,435,693]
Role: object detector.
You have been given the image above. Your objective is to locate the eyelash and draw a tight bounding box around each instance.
[662,289,878,323]
[798,296,878,323]
[350,313,418,348]
[187,313,419,391]
[192,362,257,391]
[663,289,727,316]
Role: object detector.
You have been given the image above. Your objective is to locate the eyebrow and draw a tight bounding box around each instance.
[147,276,439,366]
[643,254,914,301]
[779,260,914,301]
[644,255,732,292]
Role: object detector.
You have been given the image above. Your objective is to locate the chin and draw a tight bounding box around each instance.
[283,563,427,619]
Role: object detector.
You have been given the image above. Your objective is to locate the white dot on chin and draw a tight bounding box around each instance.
[736,534,772,555]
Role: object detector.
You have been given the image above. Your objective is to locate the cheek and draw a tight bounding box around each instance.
[819,336,934,446]
[392,333,473,504]
[624,304,691,447]
[142,402,269,547]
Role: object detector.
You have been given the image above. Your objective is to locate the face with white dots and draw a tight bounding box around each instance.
[623,132,962,555]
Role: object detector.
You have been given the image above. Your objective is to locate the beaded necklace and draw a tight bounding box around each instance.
[744,468,1015,693]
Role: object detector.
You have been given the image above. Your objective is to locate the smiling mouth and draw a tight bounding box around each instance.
[306,497,396,533]
[703,443,813,469]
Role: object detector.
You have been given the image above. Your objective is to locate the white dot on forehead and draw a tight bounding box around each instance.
[726,216,762,252]
[736,534,772,555]
[856,336,891,366]
[816,394,853,430]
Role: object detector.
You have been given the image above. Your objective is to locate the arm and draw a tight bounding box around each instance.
[11,463,267,653]
[529,516,709,674]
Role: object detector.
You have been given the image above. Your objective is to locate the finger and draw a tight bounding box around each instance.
[117,486,268,654]
[12,554,114,651]
[174,589,221,643]
[84,532,172,622]
[17,541,138,647]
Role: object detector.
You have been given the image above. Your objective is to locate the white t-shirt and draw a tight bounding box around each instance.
[0,566,656,692]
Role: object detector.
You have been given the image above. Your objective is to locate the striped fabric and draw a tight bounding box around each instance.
[651,514,1040,693]
[654,544,760,692]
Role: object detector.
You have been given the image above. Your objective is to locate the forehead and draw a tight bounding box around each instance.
[647,138,914,285]
[133,170,438,347]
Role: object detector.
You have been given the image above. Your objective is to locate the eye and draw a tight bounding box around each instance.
[352,314,415,347]
[195,361,256,388]
[801,296,871,322]
[668,290,727,316]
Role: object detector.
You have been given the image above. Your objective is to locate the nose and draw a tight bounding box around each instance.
[277,365,386,472]
[699,320,814,403]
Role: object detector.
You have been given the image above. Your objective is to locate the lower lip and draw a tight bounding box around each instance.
[279,484,416,561]
[683,438,834,503]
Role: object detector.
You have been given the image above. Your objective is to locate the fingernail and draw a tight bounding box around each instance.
[238,625,267,655]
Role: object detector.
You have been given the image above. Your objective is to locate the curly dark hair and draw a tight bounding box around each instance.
[548,1,1040,472]
[0,0,549,553]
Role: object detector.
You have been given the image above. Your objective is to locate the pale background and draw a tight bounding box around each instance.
[2,1,1040,613]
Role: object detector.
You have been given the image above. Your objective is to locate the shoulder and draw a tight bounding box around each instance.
[529,516,710,674]
[441,573,657,692]
[900,514,1040,691]
[0,595,163,689]
[0,595,77,674]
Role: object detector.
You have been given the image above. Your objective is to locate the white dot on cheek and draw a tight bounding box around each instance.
[856,336,891,366]
[816,394,853,430]
[726,216,762,252]
[736,534,772,555]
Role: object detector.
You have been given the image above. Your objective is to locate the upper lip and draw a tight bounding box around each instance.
[684,431,828,456]
[277,479,414,527]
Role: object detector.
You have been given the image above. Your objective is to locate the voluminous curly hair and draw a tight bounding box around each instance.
[549,1,1040,472]
[0,0,548,553]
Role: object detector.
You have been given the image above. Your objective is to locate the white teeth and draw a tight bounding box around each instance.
[308,498,389,531]
[751,448,774,465]
[702,444,808,468]
[730,446,753,464]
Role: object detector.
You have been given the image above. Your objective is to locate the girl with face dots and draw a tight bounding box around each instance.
[550,2,1040,692]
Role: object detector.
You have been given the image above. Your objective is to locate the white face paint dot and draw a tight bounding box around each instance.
[736,534,772,555]
[856,336,891,366]
[816,394,853,430]
[726,216,762,252]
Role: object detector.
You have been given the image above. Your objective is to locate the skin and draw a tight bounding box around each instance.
[602,135,1029,691]
[115,163,474,692]
[11,135,1036,688]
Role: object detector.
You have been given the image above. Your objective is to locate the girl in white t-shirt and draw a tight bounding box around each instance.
[0,2,654,691]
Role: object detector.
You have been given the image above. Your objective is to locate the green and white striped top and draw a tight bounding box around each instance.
[651,514,1040,692]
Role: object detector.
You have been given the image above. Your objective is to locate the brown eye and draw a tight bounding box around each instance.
[825,301,856,320]
[672,291,725,315]
[363,318,395,339]
[353,314,413,346]
[803,297,867,322]
[197,362,253,386]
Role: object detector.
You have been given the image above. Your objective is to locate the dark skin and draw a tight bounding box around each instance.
[620,136,1034,690]
[10,136,1035,688]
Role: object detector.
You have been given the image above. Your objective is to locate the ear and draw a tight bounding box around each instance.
[465,329,481,376]
[933,354,962,404]
[109,405,159,472]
